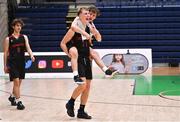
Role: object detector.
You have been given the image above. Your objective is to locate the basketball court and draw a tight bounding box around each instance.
[1,0,180,122]
[1,67,180,122]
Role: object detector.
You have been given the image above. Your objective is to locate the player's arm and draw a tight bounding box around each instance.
[60,29,75,58]
[71,17,90,40]
[24,35,35,62]
[89,22,102,42]
[3,37,9,73]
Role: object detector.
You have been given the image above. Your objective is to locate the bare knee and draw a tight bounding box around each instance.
[86,80,91,90]
[79,82,87,91]
[13,79,20,87]
[86,83,91,91]
[69,47,78,58]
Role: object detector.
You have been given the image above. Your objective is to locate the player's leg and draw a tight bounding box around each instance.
[77,79,92,119]
[14,65,26,110]
[13,78,20,99]
[15,79,25,110]
[8,78,24,110]
[90,48,113,75]
[80,79,91,106]
[13,78,25,110]
[66,78,87,117]
[69,47,84,84]
[77,58,92,119]
[69,47,78,73]
[66,58,87,117]
[8,77,18,106]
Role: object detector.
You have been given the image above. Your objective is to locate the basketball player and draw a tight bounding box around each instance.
[61,7,92,119]
[61,6,113,84]
[3,19,35,110]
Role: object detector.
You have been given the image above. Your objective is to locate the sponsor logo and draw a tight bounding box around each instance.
[38,60,47,69]
[52,60,64,69]
[25,60,32,69]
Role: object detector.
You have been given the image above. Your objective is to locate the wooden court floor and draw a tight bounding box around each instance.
[1,67,180,122]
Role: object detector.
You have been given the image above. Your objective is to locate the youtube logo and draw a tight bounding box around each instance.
[52,60,64,69]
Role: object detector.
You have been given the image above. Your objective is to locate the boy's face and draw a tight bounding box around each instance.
[80,9,90,23]
[13,23,22,33]
[89,11,97,22]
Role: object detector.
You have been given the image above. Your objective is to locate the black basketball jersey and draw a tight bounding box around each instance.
[71,32,90,58]
[8,34,26,61]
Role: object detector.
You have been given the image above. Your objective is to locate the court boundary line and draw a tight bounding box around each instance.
[0,89,180,108]
[159,90,180,101]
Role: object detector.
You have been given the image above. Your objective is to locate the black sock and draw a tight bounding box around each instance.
[79,104,85,112]
[68,97,75,105]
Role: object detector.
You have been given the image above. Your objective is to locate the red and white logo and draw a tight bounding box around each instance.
[52,60,64,69]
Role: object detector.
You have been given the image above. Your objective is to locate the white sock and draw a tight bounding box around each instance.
[11,94,15,97]
[73,71,78,76]
[15,98,21,103]
[102,66,108,72]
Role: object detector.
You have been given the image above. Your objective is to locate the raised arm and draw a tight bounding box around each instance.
[89,22,102,42]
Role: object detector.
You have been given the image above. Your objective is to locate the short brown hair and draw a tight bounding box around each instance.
[88,6,100,17]
[77,7,89,16]
[11,18,24,27]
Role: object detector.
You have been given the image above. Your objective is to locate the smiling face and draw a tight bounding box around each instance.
[79,8,90,24]
[88,6,100,22]
[89,11,97,22]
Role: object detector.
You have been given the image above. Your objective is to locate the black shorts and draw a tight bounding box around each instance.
[78,57,92,80]
[8,59,25,81]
